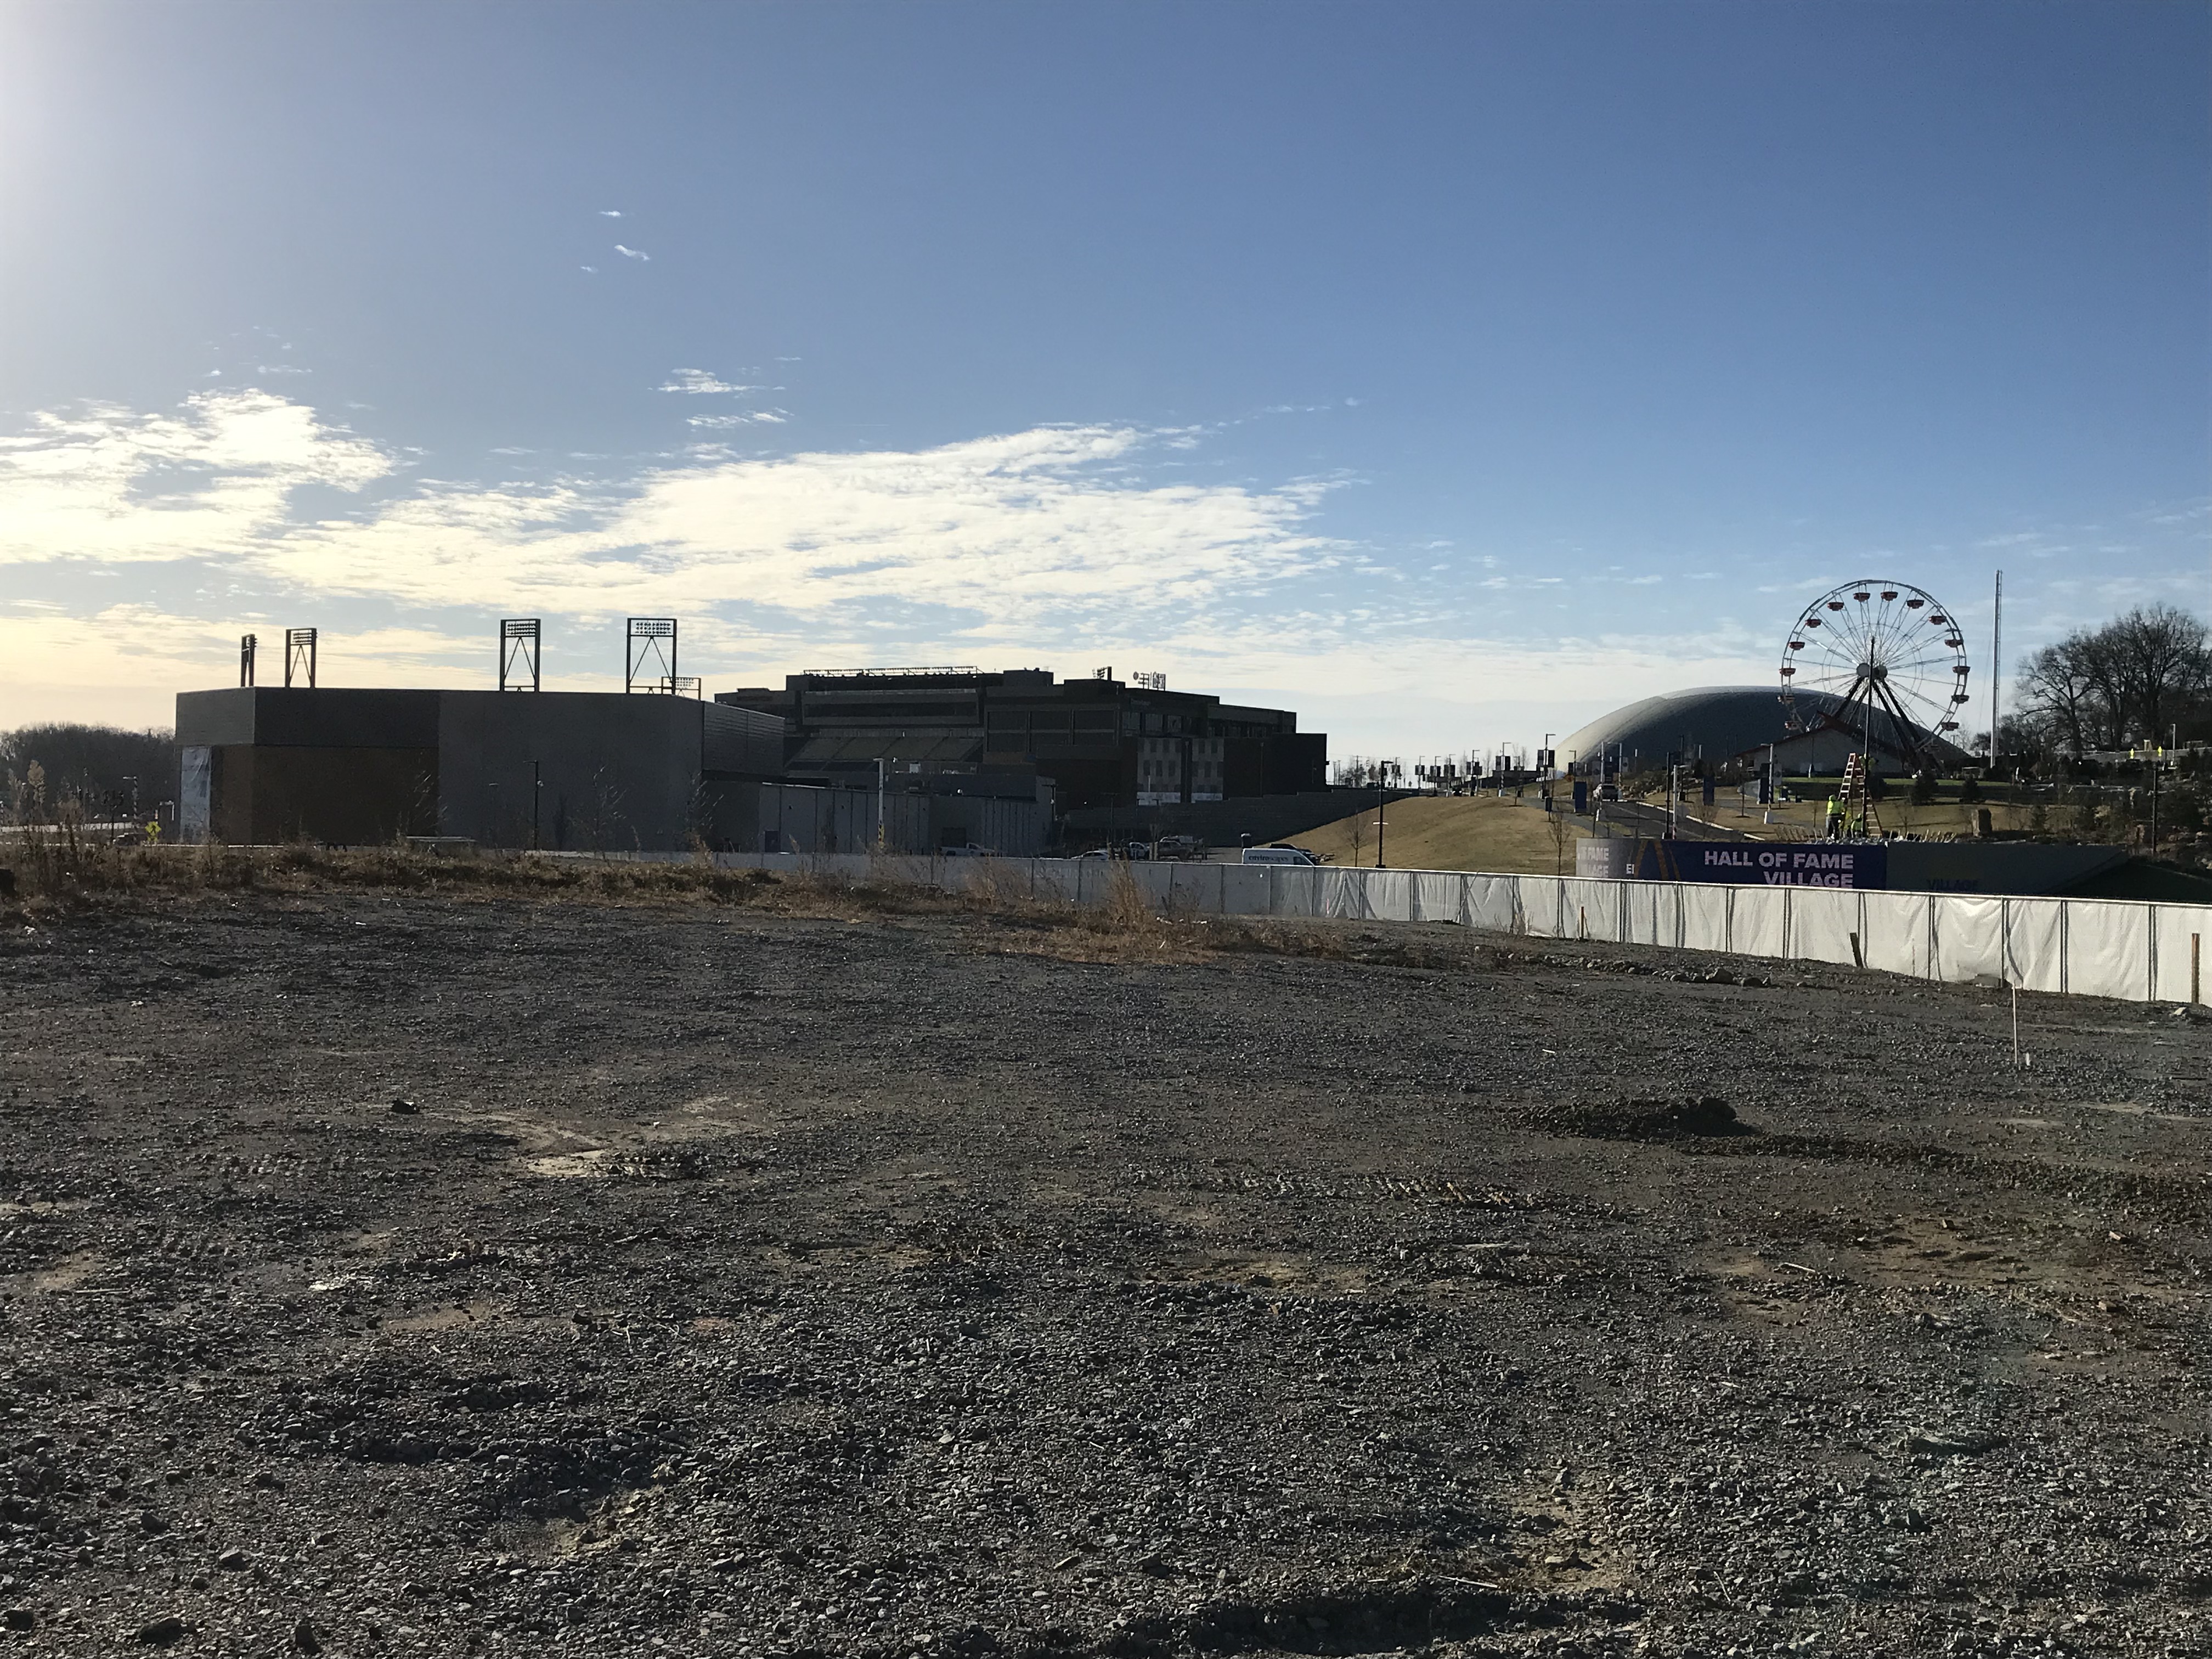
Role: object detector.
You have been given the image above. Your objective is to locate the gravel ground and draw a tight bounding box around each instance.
[0,891,2205,1658]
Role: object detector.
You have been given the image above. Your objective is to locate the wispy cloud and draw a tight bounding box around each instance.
[687,411,787,428]
[0,392,391,567]
[614,245,650,261]
[658,369,758,396]
[599,209,623,218]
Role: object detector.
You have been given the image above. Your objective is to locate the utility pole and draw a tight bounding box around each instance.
[1375,761,1387,869]
[1991,569,2004,772]
[2149,743,2160,856]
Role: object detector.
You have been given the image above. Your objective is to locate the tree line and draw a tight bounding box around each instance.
[2,724,177,822]
[2008,603,2210,758]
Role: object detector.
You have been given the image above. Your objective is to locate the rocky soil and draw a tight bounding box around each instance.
[0,891,2205,1657]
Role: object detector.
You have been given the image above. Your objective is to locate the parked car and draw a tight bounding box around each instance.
[1240,844,1323,866]
[1154,833,1205,861]
[940,843,995,857]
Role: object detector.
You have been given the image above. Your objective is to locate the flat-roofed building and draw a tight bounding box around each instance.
[714,668,1324,812]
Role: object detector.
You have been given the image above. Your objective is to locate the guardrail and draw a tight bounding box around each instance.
[631,851,2205,1006]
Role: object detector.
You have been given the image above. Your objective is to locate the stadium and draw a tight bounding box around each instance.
[1560,684,1970,776]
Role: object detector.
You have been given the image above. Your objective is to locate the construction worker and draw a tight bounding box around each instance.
[1825,794,1843,839]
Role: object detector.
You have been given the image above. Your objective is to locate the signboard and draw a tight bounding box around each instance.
[1633,839,1887,889]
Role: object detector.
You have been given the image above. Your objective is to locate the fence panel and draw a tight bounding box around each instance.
[1861,892,1932,980]
[1466,875,1522,934]
[1731,886,1788,961]
[1618,881,1660,948]
[1364,871,1417,923]
[1558,878,1618,942]
[1790,888,1861,967]
[1522,876,1575,942]
[1269,866,1318,918]
[1217,865,1273,916]
[2153,907,2205,1005]
[1931,896,2006,985]
[1681,884,1732,955]
[1318,868,1368,919]
[1411,872,1464,926]
[2068,900,2149,1002]
[1159,861,1199,913]
[2004,899,2067,994]
[1032,859,1082,904]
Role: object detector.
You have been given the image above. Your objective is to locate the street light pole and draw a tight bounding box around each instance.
[1376,760,1387,870]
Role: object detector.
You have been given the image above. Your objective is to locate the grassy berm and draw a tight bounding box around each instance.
[0,869,2206,1658]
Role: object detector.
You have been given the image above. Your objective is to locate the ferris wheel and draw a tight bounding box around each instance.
[1779,581,1970,766]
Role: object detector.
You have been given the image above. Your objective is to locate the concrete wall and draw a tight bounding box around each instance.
[213,746,437,844]
[436,692,705,851]
[176,690,441,845]
[702,703,787,777]
[699,780,1052,856]
[176,686,744,851]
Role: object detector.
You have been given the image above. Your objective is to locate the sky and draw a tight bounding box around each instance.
[1,0,2205,761]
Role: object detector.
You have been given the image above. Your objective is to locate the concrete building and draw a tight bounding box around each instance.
[715,667,1325,812]
[173,686,1053,854]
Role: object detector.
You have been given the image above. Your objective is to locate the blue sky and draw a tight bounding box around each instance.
[2,0,2205,759]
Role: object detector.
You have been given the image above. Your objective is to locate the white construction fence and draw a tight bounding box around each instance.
[654,852,2204,1007]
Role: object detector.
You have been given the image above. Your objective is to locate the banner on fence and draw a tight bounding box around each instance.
[1634,839,1887,889]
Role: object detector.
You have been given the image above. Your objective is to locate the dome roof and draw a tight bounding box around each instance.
[1558,684,1963,770]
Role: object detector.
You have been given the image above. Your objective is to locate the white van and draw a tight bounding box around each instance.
[1240,845,1322,866]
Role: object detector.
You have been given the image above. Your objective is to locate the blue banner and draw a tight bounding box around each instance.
[1633,839,1887,889]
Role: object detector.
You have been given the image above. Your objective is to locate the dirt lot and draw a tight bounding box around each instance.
[0,886,2206,1657]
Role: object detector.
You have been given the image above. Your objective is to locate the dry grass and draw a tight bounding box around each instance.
[1746,797,2035,840]
[1293,793,1593,874]
[0,837,1504,977]
[0,833,941,918]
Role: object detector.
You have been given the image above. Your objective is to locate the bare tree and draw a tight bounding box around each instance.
[2016,637,2104,753]
[2015,605,2210,754]
[2106,604,2210,741]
